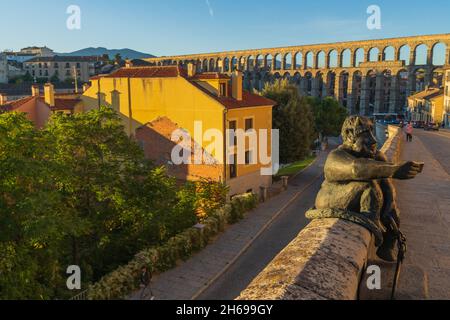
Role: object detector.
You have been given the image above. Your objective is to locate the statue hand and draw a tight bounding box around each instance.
[393,161,424,180]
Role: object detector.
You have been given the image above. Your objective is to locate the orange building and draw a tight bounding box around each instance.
[0,84,83,128]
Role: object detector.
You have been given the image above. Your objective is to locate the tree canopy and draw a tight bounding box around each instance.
[262,79,316,164]
[308,96,348,138]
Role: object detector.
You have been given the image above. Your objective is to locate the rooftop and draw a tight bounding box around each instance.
[0,95,81,113]
[94,66,276,109]
[105,65,185,78]
[409,87,444,100]
[25,55,104,63]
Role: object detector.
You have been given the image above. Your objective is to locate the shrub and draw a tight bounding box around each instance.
[86,192,258,300]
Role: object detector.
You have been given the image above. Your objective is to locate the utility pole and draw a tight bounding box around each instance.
[73,65,78,93]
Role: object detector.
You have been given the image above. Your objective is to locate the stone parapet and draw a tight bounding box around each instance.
[237,127,403,300]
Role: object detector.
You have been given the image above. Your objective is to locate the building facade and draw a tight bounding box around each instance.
[407,87,444,123]
[24,56,103,82]
[82,65,275,196]
[20,46,55,57]
[0,53,7,83]
[0,83,83,128]
[445,69,450,127]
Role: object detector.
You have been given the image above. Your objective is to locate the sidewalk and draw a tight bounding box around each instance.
[396,135,450,299]
[129,151,328,300]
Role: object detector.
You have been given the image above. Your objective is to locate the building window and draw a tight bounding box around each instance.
[76,63,81,69]
[54,63,59,68]
[229,120,237,146]
[245,118,254,131]
[230,154,237,179]
[66,63,70,69]
[245,150,253,165]
[44,70,49,77]
[220,83,226,96]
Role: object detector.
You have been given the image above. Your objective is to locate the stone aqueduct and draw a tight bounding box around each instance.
[146,34,450,116]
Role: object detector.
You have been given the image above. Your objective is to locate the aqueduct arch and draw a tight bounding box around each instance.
[146,33,450,116]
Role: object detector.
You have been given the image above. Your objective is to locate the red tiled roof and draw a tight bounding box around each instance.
[52,99,81,111]
[99,66,275,109]
[190,73,230,80]
[409,88,443,100]
[37,97,81,111]
[217,90,275,109]
[105,66,185,78]
[189,82,275,109]
[0,96,36,112]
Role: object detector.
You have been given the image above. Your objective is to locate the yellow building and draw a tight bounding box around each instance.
[444,69,450,128]
[81,64,276,196]
[407,87,444,123]
[428,94,445,125]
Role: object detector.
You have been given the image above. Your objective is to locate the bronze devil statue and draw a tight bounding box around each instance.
[306,116,424,261]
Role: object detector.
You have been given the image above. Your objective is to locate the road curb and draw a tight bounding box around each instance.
[191,157,323,300]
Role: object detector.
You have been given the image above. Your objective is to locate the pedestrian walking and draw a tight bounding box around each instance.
[139,266,155,300]
[405,122,413,142]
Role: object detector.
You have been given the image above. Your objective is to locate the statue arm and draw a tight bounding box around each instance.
[376,151,400,225]
[324,149,399,182]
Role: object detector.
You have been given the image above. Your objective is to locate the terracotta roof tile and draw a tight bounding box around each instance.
[190,73,230,80]
[189,82,275,109]
[105,66,184,78]
[100,66,275,109]
[36,97,81,111]
[409,88,443,100]
[0,96,36,112]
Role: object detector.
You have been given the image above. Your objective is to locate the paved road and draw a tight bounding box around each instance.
[412,129,450,175]
[197,160,325,300]
[396,129,450,299]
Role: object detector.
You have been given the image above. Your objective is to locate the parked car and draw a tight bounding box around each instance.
[424,123,440,131]
[413,121,425,129]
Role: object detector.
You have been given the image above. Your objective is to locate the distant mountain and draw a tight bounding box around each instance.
[56,47,155,60]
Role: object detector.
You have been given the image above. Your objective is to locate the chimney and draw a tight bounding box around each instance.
[231,70,243,101]
[31,84,40,97]
[44,83,55,107]
[0,94,7,105]
[187,63,196,77]
[125,60,133,68]
[83,83,91,92]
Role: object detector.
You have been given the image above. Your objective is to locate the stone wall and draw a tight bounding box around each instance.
[237,126,403,300]
[381,125,403,164]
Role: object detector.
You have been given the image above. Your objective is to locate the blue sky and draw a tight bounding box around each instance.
[1,0,449,56]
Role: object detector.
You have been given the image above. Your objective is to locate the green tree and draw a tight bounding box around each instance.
[262,79,315,164]
[43,107,198,280]
[0,107,228,299]
[308,96,348,138]
[0,113,70,299]
[114,53,122,65]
